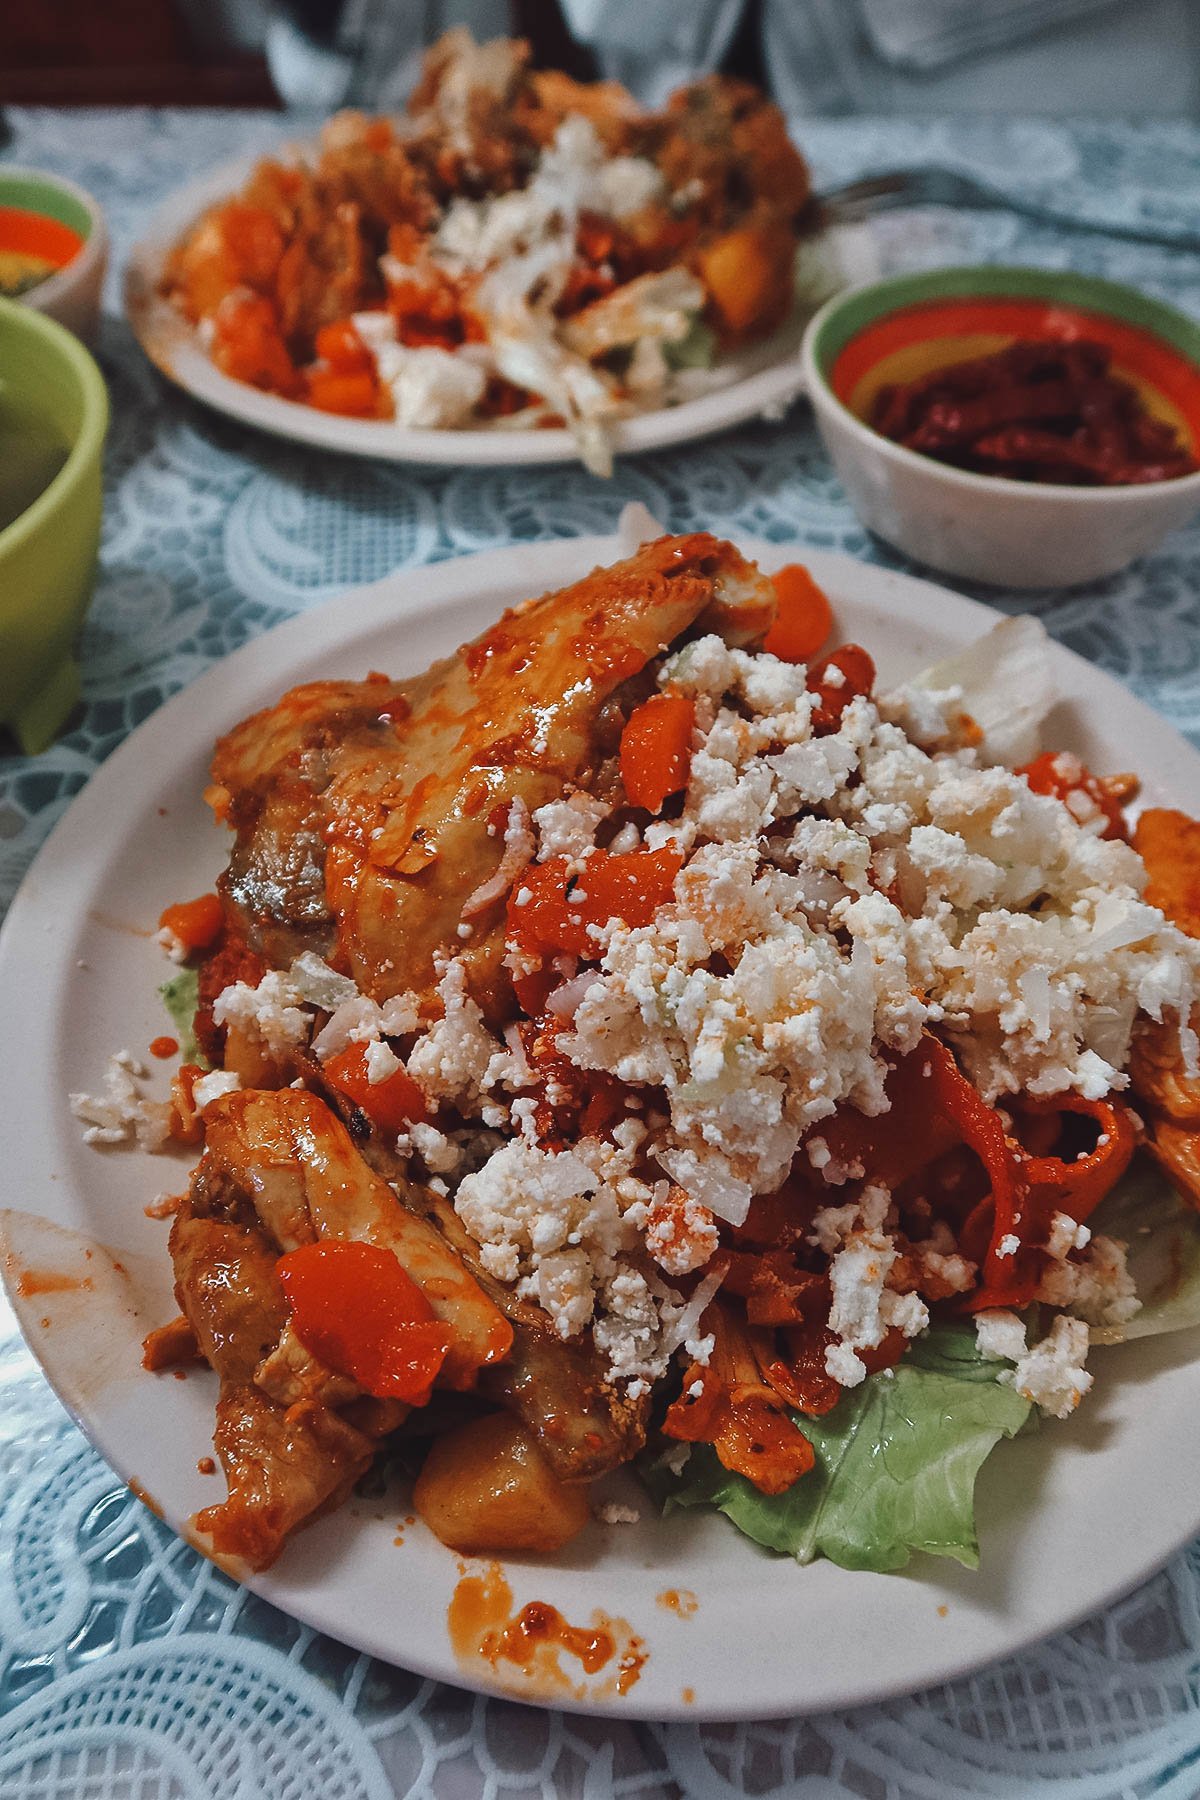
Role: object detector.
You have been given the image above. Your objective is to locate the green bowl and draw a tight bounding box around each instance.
[0,297,108,753]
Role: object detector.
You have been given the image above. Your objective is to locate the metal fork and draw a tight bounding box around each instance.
[819,165,1200,255]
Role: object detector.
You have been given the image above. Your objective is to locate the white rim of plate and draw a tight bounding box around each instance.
[123,145,877,466]
[3,529,1200,1721]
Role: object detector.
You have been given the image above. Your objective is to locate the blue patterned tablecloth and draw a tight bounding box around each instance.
[4,108,1200,1800]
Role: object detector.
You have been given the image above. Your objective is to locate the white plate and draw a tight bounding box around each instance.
[3,532,1200,1722]
[123,150,875,466]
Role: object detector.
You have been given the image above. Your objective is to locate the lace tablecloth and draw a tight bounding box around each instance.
[4,107,1200,1800]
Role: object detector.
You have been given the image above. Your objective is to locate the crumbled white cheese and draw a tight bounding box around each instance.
[644,1186,719,1276]
[977,1308,1093,1416]
[156,925,188,964]
[1036,1233,1141,1329]
[595,1500,641,1525]
[1046,1211,1092,1259]
[824,1224,929,1386]
[213,970,309,1057]
[1012,1314,1093,1418]
[975,1308,1029,1363]
[409,1120,463,1176]
[407,957,509,1109]
[70,1052,152,1146]
[534,791,611,862]
[363,1039,402,1086]
[311,991,421,1061]
[192,1069,242,1112]
[561,630,1200,1234]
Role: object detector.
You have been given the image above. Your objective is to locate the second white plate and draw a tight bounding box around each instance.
[124,149,876,467]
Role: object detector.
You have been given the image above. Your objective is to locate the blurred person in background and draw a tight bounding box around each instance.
[259,0,1198,116]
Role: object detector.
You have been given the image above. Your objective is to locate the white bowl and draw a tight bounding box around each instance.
[800,266,1200,590]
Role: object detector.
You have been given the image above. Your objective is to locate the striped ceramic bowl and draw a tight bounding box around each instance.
[0,165,108,344]
[801,266,1200,589]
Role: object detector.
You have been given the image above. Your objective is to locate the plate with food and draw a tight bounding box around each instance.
[123,31,871,475]
[5,508,1200,1720]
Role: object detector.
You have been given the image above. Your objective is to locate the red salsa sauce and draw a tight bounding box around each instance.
[871,338,1198,486]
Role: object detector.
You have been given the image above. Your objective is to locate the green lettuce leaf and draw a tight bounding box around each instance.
[664,317,717,370]
[641,1322,1030,1573]
[1089,1159,1200,1342]
[158,968,206,1067]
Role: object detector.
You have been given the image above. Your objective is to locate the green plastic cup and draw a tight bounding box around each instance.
[0,296,108,753]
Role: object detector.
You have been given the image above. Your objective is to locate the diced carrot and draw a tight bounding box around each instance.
[764,564,833,664]
[277,1239,452,1404]
[507,846,683,959]
[158,892,224,953]
[619,692,696,813]
[307,368,378,417]
[323,1041,429,1134]
[313,318,372,373]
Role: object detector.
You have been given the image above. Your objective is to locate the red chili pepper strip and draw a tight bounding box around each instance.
[620,692,695,813]
[816,1035,1029,1299]
[507,846,683,959]
[964,1094,1136,1311]
[663,1306,815,1495]
[277,1239,452,1404]
[871,338,1196,487]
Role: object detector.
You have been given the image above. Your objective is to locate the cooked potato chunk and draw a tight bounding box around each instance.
[413,1411,591,1554]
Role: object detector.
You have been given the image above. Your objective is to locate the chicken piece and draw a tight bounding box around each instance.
[196,1088,513,1388]
[210,676,412,968]
[211,534,775,1003]
[170,1214,376,1569]
[1127,808,1200,1205]
[1136,807,1200,938]
[650,77,812,231]
[522,67,642,152]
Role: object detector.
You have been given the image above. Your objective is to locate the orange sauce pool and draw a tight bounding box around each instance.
[448,1562,646,1699]
[150,1035,179,1059]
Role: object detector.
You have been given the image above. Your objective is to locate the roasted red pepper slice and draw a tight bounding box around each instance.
[277,1239,452,1404]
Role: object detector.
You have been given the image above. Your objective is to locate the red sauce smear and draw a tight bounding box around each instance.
[15,1269,93,1298]
[872,339,1197,485]
[150,1035,179,1059]
[656,1588,699,1618]
[448,1561,646,1698]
